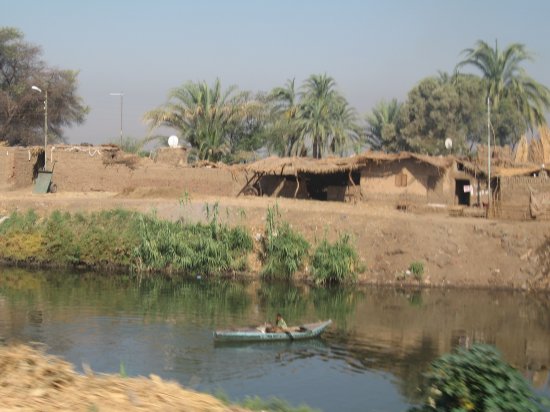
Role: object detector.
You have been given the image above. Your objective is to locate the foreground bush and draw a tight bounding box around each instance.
[411,344,548,412]
[260,205,309,280]
[311,234,360,285]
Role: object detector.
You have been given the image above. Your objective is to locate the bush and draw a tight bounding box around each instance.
[0,208,253,276]
[409,261,424,281]
[260,205,309,280]
[133,212,253,276]
[311,234,360,285]
[411,344,548,412]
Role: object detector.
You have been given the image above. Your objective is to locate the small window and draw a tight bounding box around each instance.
[395,173,408,187]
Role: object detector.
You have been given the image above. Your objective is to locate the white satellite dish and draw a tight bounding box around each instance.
[444,138,453,150]
[168,135,179,148]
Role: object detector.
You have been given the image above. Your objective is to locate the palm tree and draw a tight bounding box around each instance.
[144,79,244,161]
[366,99,402,151]
[267,78,304,156]
[456,40,550,130]
[299,74,359,158]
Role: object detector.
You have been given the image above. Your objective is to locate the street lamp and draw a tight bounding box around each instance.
[109,92,124,146]
[32,85,48,169]
[487,96,491,218]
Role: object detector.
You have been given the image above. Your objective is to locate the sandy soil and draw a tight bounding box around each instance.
[0,188,549,290]
[0,344,246,412]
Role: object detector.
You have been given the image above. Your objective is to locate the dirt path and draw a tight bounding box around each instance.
[1,189,549,290]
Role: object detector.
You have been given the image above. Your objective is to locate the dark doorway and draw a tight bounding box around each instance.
[304,171,360,201]
[455,179,471,205]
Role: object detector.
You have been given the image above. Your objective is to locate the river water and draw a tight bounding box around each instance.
[0,268,549,411]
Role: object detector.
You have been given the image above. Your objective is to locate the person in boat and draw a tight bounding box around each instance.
[266,313,288,332]
[275,313,287,329]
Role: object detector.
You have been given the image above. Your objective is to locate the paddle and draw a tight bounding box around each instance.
[284,328,295,340]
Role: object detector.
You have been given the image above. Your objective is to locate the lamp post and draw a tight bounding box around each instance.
[109,92,124,146]
[487,96,491,218]
[31,85,48,169]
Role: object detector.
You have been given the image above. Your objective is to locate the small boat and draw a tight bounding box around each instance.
[213,320,332,343]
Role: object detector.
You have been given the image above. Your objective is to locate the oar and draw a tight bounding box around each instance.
[284,328,295,340]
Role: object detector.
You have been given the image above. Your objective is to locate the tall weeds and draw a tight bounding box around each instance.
[260,204,310,280]
[311,233,360,285]
[0,209,252,276]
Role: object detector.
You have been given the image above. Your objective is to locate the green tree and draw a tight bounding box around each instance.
[0,27,89,145]
[366,99,405,152]
[299,74,360,158]
[144,79,262,162]
[456,40,550,130]
[399,76,467,154]
[267,78,304,156]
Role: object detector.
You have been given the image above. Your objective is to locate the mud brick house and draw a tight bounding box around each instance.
[0,146,43,190]
[492,167,550,220]
[241,152,463,206]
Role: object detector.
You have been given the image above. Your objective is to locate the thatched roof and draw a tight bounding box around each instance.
[458,159,550,178]
[244,151,453,176]
[493,166,550,177]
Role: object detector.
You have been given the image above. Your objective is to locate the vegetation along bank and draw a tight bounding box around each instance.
[0,205,360,286]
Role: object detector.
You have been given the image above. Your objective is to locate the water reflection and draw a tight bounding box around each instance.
[0,268,549,411]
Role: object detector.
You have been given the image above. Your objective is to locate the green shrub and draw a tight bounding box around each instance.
[410,344,547,412]
[132,213,253,276]
[311,234,360,285]
[0,208,252,276]
[43,211,80,264]
[260,205,309,280]
[0,210,39,234]
[409,261,424,281]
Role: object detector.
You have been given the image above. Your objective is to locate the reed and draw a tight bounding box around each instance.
[311,233,360,285]
[260,204,310,280]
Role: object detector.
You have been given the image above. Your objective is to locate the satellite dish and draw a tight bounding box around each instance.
[168,135,179,148]
[444,138,453,150]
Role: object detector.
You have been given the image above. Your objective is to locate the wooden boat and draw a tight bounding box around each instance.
[213,320,332,343]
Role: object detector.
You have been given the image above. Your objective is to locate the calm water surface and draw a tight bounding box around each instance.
[0,268,549,411]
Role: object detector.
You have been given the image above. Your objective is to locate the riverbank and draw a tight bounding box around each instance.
[0,344,246,411]
[0,190,549,290]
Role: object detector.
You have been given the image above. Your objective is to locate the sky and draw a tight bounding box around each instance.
[2,0,550,145]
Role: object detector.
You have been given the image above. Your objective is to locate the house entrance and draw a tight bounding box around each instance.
[455,179,471,205]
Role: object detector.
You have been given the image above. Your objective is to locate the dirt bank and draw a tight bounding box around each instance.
[0,344,245,411]
[0,189,549,290]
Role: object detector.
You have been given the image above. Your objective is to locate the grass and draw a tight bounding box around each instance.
[260,204,310,280]
[408,261,424,281]
[311,233,361,285]
[0,206,368,286]
[0,208,252,277]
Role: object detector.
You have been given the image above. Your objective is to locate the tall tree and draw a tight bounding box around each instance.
[144,79,262,162]
[298,74,360,158]
[366,99,404,152]
[456,40,550,130]
[0,27,88,145]
[399,77,466,155]
[267,78,303,156]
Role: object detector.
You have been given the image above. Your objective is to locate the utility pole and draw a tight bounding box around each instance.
[109,92,124,146]
[487,96,491,217]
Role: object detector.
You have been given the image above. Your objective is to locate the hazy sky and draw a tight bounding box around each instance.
[2,0,550,144]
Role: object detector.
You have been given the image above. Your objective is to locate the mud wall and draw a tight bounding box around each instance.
[360,160,452,205]
[497,176,550,220]
[0,147,41,190]
[44,146,244,196]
